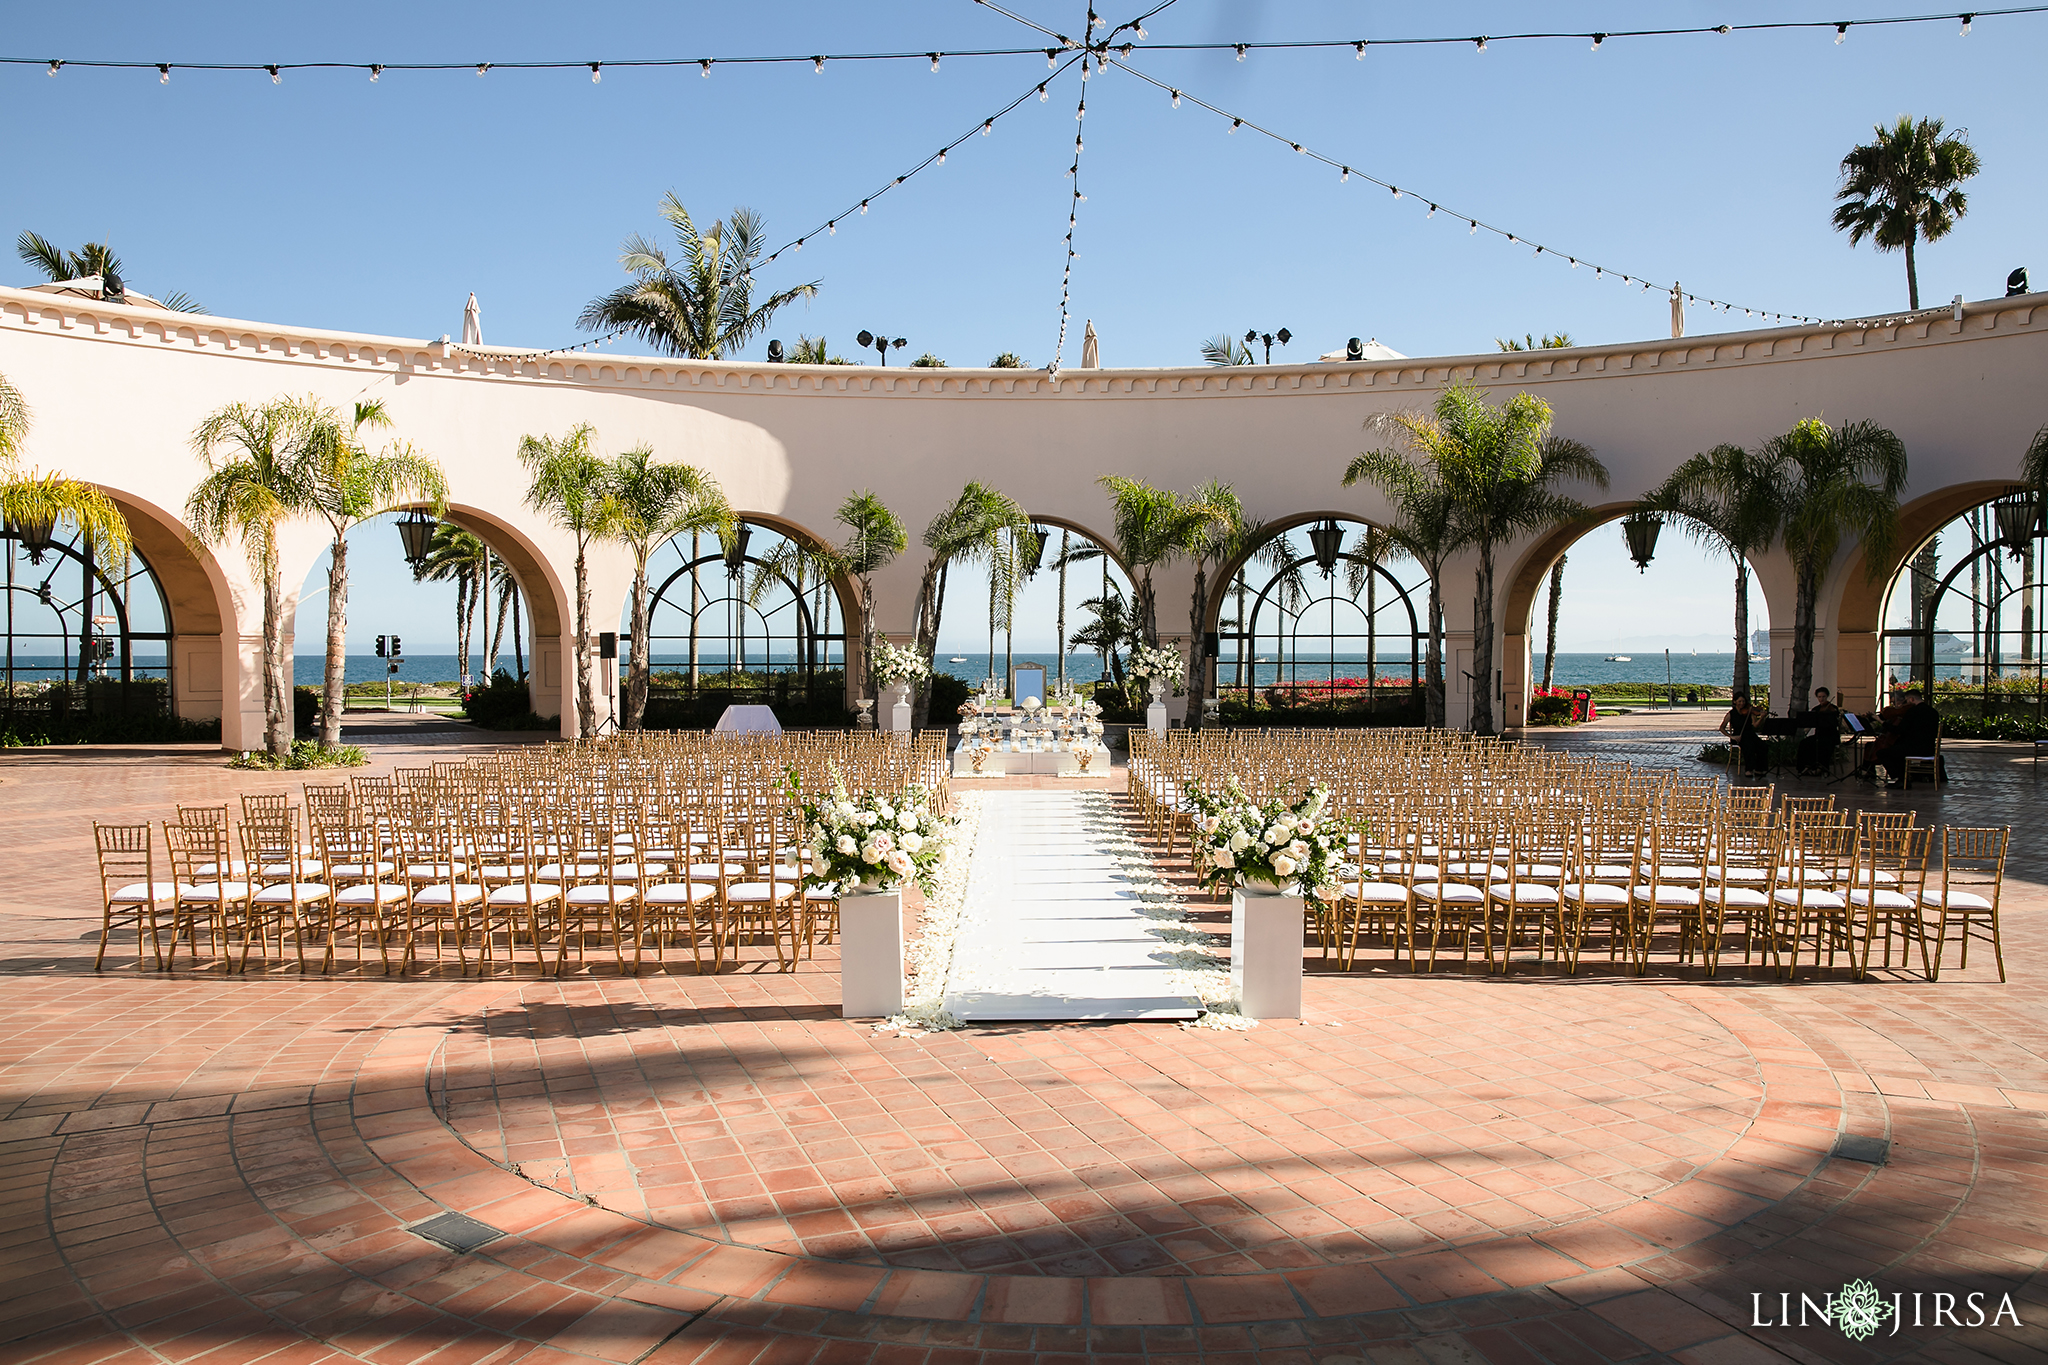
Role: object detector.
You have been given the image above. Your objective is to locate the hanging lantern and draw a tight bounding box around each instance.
[395,509,437,568]
[7,509,59,565]
[724,522,753,578]
[1621,511,1662,573]
[1994,487,2041,555]
[1026,525,1050,578]
[1307,519,1344,577]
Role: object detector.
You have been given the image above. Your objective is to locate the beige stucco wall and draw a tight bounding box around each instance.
[3,284,2043,745]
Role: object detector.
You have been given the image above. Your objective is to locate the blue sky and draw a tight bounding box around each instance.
[7,1,2038,649]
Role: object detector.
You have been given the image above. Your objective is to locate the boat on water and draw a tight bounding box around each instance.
[1604,655,1632,662]
[948,656,967,662]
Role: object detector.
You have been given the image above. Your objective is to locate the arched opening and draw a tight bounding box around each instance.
[627,515,856,727]
[1502,504,1772,725]
[1213,515,1430,724]
[291,506,566,726]
[1876,488,2046,734]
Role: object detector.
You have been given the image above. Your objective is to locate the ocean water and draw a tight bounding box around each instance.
[1534,653,1770,688]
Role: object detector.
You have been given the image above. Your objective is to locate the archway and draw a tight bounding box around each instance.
[1501,504,1775,726]
[291,505,567,727]
[627,515,857,727]
[1212,514,1431,724]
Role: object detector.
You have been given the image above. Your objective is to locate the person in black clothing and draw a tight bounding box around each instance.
[1720,695,1769,776]
[1873,688,1939,785]
[1797,687,1843,776]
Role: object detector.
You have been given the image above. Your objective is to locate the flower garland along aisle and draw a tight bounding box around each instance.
[793,772,986,1035]
[1071,790,1256,1030]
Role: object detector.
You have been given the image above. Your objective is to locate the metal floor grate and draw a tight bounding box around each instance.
[409,1211,505,1253]
[1832,1134,1889,1165]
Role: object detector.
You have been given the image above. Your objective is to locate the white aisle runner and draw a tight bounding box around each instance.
[944,791,1200,1021]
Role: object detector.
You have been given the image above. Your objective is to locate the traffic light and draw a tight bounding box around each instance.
[375,635,386,657]
[390,636,402,659]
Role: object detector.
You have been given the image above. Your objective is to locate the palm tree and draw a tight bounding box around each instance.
[1096,476,1224,646]
[519,424,615,736]
[1539,555,1566,691]
[413,524,493,688]
[1182,481,1287,729]
[1754,418,1908,712]
[1344,440,1463,728]
[601,445,729,729]
[1831,115,1981,310]
[1070,585,1138,692]
[578,194,818,358]
[1201,333,1254,366]
[813,492,907,695]
[1354,385,1606,733]
[1644,442,1781,700]
[1497,333,1573,351]
[301,400,447,747]
[186,397,328,754]
[0,373,134,657]
[15,232,205,312]
[1342,524,1398,705]
[911,483,1030,724]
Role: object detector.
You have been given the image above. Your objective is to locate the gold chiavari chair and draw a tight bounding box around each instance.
[92,822,173,970]
[1922,826,2010,982]
[1846,823,1932,980]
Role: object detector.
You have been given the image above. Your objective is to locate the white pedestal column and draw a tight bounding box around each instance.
[1147,702,1168,734]
[885,683,912,733]
[839,889,905,1018]
[1231,888,1304,1020]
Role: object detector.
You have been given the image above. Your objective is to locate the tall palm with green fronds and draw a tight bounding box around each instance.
[1341,523,1399,702]
[519,424,615,736]
[413,524,490,690]
[1755,418,1909,711]
[1096,476,1225,647]
[303,400,447,746]
[1831,115,1981,310]
[1071,585,1139,692]
[15,231,205,312]
[1181,481,1284,728]
[1344,439,1463,728]
[1643,442,1781,700]
[912,483,1030,724]
[601,445,729,729]
[1201,333,1253,366]
[578,194,818,358]
[187,397,328,754]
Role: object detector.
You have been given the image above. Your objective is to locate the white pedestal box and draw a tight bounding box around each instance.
[885,683,912,734]
[1231,886,1304,1020]
[1147,701,1168,734]
[839,889,905,1018]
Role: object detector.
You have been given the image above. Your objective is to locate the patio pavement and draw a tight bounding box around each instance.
[1,730,2044,1364]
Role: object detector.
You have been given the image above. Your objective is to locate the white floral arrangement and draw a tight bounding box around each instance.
[1186,779,1345,903]
[1129,642,1186,694]
[871,641,931,687]
[798,774,951,894]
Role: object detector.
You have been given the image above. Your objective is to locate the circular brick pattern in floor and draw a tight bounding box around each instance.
[432,977,1765,1276]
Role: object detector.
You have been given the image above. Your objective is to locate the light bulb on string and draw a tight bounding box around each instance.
[1960,13,1974,34]
[1039,83,1048,101]
[1391,186,1401,198]
[369,64,381,81]
[983,119,992,134]
[1135,24,1146,37]
[1569,258,1578,268]
[1170,89,1180,107]
[700,60,711,77]
[158,64,170,83]
[1292,142,1304,153]
[859,200,869,214]
[1475,36,1488,53]
[1355,42,1366,58]
[1340,167,1349,182]
[46,60,60,76]
[1507,234,1516,243]
[590,63,602,82]
[1047,50,1058,68]
[929,53,941,72]
[476,63,489,76]
[938,149,946,163]
[268,65,281,84]
[1427,203,1437,218]
[1835,23,1849,42]
[1469,220,1477,234]
[813,56,824,72]
[827,221,836,235]
[1230,118,1241,133]
[1235,44,1247,61]
[1591,33,1605,51]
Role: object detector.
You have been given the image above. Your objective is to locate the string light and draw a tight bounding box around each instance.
[158,64,169,83]
[1339,166,1349,182]
[937,148,946,163]
[700,60,712,77]
[929,52,941,71]
[1235,43,1247,61]
[1835,22,1850,42]
[1961,11,1975,32]
[1354,41,1366,57]
[1047,50,1058,68]
[1591,33,1605,50]
[1170,88,1179,106]
[589,62,602,82]
[814,56,825,72]
[1039,82,1048,100]
[983,118,993,133]
[46,60,59,76]
[476,63,489,76]
[267,64,280,84]
[370,64,381,81]
[1475,36,1488,52]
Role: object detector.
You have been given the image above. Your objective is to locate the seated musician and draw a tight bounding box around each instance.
[1873,688,1939,786]
[1796,687,1843,776]
[1862,685,1910,781]
[1719,694,1769,777]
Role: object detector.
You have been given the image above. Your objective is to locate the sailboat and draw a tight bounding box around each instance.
[1604,654,1632,662]
[948,656,967,663]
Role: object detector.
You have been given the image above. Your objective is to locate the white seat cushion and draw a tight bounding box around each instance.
[193,861,251,878]
[536,862,602,880]
[1512,864,1564,881]
[335,883,409,906]
[1846,888,1916,911]
[487,883,563,906]
[1920,889,1993,911]
[181,882,252,902]
[110,881,187,904]
[1631,885,1701,908]
[1560,882,1628,906]
[1488,883,1559,905]
[405,862,468,879]
[1705,887,1769,910]
[725,881,799,904]
[642,881,716,906]
[1342,881,1411,905]
[689,862,750,880]
[564,885,637,905]
[1772,888,1846,909]
[327,861,396,879]
[413,883,486,905]
[1586,864,1636,882]
[609,863,668,880]
[252,882,332,904]
[255,860,323,878]
[1412,881,1485,905]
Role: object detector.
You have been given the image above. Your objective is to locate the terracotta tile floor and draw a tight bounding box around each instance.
[2,738,2046,1364]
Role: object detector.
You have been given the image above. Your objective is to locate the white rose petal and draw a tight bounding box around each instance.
[837,835,858,855]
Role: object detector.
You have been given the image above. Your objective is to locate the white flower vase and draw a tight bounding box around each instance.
[1231,883,1304,1019]
[839,886,905,1018]
[1146,675,1169,735]
[886,680,912,734]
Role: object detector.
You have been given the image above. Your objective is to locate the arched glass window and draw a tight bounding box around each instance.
[1216,519,1429,720]
[633,520,846,725]
[1879,492,2045,729]
[3,522,172,721]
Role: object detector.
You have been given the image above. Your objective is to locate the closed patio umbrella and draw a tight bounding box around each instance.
[462,293,482,345]
[1080,319,1099,368]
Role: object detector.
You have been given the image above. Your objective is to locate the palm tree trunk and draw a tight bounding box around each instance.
[511,583,524,682]
[1791,565,1819,715]
[1905,234,1920,311]
[320,533,348,748]
[1541,556,1564,692]
[1731,557,1751,698]
[688,530,702,688]
[1424,568,1445,729]
[489,571,510,677]
[1235,576,1248,691]
[1055,531,1069,692]
[1471,543,1497,734]
[986,567,996,686]
[1186,563,1209,730]
[573,540,594,736]
[911,556,947,727]
[483,550,500,677]
[625,558,651,729]
[262,546,287,755]
[860,576,877,699]
[1136,571,1158,645]
[453,571,469,693]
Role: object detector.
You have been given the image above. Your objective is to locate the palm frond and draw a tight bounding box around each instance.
[0,470,132,556]
[0,370,29,467]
